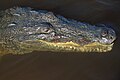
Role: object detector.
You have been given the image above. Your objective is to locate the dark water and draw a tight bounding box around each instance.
[0,0,120,80]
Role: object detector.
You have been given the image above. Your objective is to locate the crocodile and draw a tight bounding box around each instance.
[0,7,116,55]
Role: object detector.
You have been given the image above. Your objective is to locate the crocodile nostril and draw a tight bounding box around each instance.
[109,36,114,40]
[108,29,116,42]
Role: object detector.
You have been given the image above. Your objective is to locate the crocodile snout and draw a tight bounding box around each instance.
[99,27,116,45]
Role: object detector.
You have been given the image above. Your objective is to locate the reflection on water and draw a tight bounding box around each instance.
[0,0,120,80]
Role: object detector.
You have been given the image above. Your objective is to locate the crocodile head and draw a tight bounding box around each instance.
[0,7,116,55]
[16,23,116,53]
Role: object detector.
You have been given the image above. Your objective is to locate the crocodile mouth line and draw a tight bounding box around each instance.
[19,40,114,53]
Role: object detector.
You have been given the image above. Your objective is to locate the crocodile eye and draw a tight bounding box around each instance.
[39,22,54,33]
[101,29,108,37]
[41,27,52,33]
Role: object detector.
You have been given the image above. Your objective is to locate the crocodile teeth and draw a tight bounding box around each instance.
[99,49,103,52]
[69,46,73,49]
[61,46,65,49]
[88,48,92,52]
[96,48,99,52]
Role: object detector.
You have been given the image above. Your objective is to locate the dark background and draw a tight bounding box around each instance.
[0,0,120,80]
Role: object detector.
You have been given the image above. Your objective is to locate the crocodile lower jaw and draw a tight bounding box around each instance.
[0,40,114,56]
[19,40,113,53]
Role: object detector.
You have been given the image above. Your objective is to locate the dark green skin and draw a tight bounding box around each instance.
[0,7,116,54]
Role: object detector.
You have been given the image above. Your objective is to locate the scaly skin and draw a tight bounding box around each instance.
[0,7,116,55]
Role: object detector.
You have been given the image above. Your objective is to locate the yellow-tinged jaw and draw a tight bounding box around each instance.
[0,40,114,56]
[18,40,114,53]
